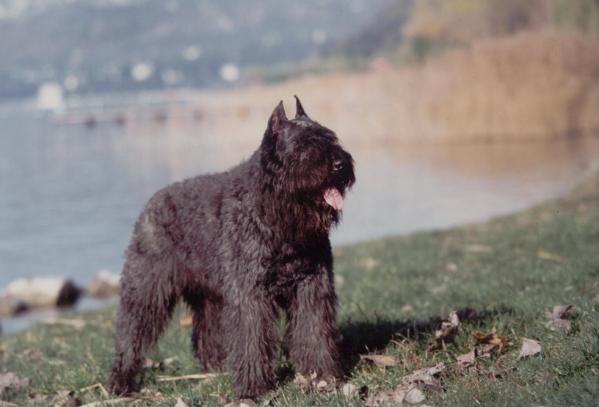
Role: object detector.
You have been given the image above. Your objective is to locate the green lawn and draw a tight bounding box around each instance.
[1,173,599,406]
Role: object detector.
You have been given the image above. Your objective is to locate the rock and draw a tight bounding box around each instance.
[87,269,121,298]
[0,277,82,315]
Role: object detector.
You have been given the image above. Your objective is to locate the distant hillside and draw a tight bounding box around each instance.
[0,0,390,99]
[340,0,599,63]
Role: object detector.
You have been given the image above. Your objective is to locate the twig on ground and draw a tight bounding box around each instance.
[78,383,110,397]
[79,398,135,407]
[156,373,220,382]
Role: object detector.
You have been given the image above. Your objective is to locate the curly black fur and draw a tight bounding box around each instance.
[108,96,355,399]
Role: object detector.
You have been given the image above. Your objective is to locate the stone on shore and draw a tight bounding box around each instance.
[87,269,121,298]
[0,277,83,316]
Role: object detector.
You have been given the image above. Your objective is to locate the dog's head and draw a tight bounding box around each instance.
[260,97,355,223]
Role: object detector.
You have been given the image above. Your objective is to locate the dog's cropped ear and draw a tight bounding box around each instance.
[294,95,308,119]
[267,101,288,136]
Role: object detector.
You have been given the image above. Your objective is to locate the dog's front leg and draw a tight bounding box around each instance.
[225,290,278,399]
[286,267,343,381]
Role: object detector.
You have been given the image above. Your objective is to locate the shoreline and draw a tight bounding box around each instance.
[2,165,598,336]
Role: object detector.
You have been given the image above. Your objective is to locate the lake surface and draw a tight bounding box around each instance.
[1,102,599,293]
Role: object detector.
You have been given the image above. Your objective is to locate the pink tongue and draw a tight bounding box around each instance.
[323,188,344,211]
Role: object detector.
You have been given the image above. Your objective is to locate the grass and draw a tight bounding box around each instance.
[1,172,599,406]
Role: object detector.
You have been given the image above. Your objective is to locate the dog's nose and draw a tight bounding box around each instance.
[333,160,343,172]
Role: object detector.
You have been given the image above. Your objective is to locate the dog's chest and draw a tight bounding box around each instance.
[260,251,318,293]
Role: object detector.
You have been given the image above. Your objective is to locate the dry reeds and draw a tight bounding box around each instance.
[191,31,599,144]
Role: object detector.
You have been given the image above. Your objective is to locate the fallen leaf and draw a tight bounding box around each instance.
[364,387,405,406]
[180,314,193,327]
[456,349,476,368]
[446,262,458,272]
[464,244,493,253]
[359,354,399,368]
[518,338,541,359]
[365,364,444,406]
[51,390,78,406]
[402,363,445,387]
[17,348,44,361]
[44,318,86,329]
[341,383,359,398]
[472,330,509,349]
[545,305,574,332]
[143,357,158,369]
[429,311,459,350]
[362,256,379,270]
[0,401,20,407]
[293,372,317,390]
[224,400,254,407]
[478,343,498,358]
[537,250,566,263]
[174,398,189,407]
[80,398,135,407]
[78,383,109,398]
[0,372,29,398]
[546,318,571,332]
[405,386,426,404]
[315,380,330,391]
[545,304,574,320]
[63,396,82,407]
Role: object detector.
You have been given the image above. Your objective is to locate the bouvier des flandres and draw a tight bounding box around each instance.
[109,96,355,399]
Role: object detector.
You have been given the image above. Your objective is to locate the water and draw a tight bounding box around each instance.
[1,102,599,333]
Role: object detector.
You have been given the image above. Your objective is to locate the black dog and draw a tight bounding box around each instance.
[108,97,355,399]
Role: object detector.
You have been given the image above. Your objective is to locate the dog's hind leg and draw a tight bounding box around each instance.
[186,293,226,371]
[108,252,180,395]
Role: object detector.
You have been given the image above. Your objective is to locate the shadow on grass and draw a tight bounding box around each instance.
[338,318,440,372]
[338,307,504,373]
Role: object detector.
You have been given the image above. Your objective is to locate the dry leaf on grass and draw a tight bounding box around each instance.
[518,338,541,359]
[456,349,477,368]
[144,356,178,370]
[537,250,566,263]
[464,244,493,253]
[0,372,29,398]
[402,362,446,387]
[78,383,109,398]
[44,318,86,329]
[17,348,44,361]
[359,354,399,368]
[174,398,189,407]
[0,401,20,407]
[293,372,317,390]
[545,304,574,332]
[364,363,445,406]
[429,311,460,350]
[365,387,406,406]
[293,372,334,392]
[50,390,80,407]
[472,330,509,349]
[341,383,358,398]
[224,399,254,407]
[404,387,426,404]
[80,397,135,407]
